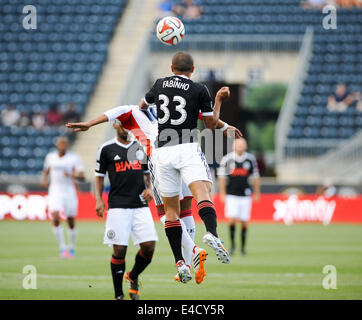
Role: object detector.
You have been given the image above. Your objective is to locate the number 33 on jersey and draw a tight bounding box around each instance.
[144,74,214,148]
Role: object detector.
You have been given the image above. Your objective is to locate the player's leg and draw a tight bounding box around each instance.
[224,195,240,255]
[228,218,237,255]
[111,245,127,300]
[163,195,184,262]
[124,207,158,299]
[64,194,78,258]
[188,181,218,237]
[180,196,207,285]
[188,180,230,264]
[51,210,67,258]
[104,208,132,300]
[66,217,77,258]
[124,240,155,300]
[180,144,230,264]
[153,148,191,282]
[240,196,252,255]
[241,221,248,255]
[179,197,195,267]
[159,204,194,267]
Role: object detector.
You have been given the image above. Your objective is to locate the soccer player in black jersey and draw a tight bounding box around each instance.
[94,123,157,300]
[218,138,261,255]
[141,52,231,282]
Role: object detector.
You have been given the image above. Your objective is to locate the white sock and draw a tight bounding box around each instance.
[181,216,196,241]
[67,228,77,250]
[180,219,196,267]
[52,225,66,251]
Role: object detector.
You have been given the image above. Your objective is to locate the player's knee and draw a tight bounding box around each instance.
[190,181,212,203]
[180,197,192,212]
[67,218,75,229]
[140,241,155,258]
[52,212,60,226]
[113,245,127,259]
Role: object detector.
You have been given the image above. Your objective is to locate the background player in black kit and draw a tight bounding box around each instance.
[218,138,260,255]
[94,122,158,300]
[141,51,231,282]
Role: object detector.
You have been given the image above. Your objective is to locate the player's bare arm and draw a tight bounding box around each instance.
[215,120,243,139]
[203,86,230,130]
[94,176,107,218]
[40,168,50,188]
[65,114,108,132]
[142,173,153,202]
[218,176,227,203]
[64,170,85,181]
[253,176,261,202]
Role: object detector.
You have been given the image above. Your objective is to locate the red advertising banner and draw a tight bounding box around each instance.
[0,192,361,224]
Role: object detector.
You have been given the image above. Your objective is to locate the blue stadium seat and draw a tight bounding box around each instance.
[0,0,128,175]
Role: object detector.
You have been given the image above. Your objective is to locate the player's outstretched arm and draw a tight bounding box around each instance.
[66,114,108,132]
[66,105,133,132]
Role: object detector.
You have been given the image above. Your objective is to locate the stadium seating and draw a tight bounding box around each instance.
[0,0,128,175]
[153,0,362,156]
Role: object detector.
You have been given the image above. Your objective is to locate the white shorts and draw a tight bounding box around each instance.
[225,195,252,221]
[48,192,78,217]
[149,155,193,206]
[153,143,212,197]
[104,207,158,246]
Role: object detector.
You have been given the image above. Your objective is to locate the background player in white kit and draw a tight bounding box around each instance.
[218,138,260,255]
[41,136,85,259]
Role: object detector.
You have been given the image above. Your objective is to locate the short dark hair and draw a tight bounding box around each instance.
[172,52,194,72]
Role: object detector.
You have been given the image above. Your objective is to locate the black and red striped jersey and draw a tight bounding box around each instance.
[95,139,149,209]
[218,152,259,197]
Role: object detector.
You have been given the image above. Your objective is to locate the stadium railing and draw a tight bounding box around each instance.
[150,34,303,52]
[275,27,314,164]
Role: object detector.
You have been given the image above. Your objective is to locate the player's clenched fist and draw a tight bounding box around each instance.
[141,188,153,202]
[215,86,230,102]
[96,199,107,218]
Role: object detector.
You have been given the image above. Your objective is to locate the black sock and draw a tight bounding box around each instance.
[165,220,184,263]
[129,249,153,281]
[110,255,125,298]
[197,200,218,238]
[230,224,235,248]
[241,227,247,251]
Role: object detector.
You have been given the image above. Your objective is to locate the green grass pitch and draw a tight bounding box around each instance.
[0,220,362,300]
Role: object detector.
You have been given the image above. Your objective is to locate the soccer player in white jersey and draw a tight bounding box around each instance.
[66,100,241,283]
[218,138,260,255]
[41,136,85,259]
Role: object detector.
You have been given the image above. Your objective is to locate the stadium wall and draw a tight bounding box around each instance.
[1,192,361,225]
